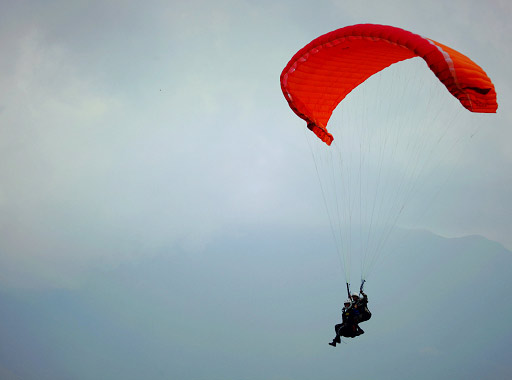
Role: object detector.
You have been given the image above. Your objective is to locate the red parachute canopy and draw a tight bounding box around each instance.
[280,24,498,145]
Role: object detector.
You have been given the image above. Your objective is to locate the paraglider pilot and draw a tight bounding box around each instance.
[356,290,371,323]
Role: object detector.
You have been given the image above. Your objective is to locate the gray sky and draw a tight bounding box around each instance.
[1,1,512,379]
[0,0,510,288]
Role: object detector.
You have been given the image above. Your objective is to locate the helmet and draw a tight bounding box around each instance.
[351,293,359,298]
[344,299,351,305]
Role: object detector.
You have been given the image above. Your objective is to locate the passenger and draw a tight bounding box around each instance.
[329,300,358,347]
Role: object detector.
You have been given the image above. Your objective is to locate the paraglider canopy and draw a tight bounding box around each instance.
[280,24,497,145]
